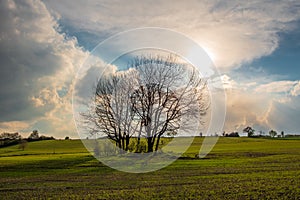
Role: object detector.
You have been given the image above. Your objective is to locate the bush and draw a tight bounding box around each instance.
[225,132,240,137]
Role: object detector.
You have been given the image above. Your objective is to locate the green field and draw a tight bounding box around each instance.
[0,137,300,199]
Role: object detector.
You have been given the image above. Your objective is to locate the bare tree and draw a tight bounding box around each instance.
[83,69,140,151]
[130,55,208,152]
[83,55,209,153]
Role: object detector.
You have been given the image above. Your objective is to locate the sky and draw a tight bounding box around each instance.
[0,0,300,138]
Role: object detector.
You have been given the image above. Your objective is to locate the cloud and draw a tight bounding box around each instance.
[267,96,300,133]
[255,80,300,96]
[220,74,238,89]
[291,81,300,96]
[41,0,300,134]
[224,88,270,133]
[1,0,300,137]
[220,77,300,133]
[0,0,87,137]
[43,0,300,70]
[219,75,300,134]
[0,121,32,134]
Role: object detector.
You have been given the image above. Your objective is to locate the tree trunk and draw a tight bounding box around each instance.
[118,134,122,149]
[121,136,125,151]
[155,136,161,152]
[136,124,142,152]
[118,128,124,150]
[125,134,129,151]
[147,137,153,152]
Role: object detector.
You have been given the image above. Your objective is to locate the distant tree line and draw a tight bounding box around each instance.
[219,126,294,138]
[242,126,285,138]
[0,130,55,149]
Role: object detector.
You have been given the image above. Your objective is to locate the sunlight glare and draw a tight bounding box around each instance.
[202,46,216,62]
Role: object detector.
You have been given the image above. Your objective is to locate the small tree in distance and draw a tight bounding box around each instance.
[269,130,277,138]
[28,130,39,140]
[243,126,255,137]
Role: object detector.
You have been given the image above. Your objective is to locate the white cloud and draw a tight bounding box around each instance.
[44,0,300,70]
[224,88,271,133]
[0,121,32,134]
[255,80,300,96]
[221,74,238,89]
[267,97,300,133]
[291,81,300,96]
[223,77,300,133]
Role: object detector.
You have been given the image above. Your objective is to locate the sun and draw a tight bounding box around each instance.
[187,43,217,65]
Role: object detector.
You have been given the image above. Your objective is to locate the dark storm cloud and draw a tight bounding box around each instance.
[0,0,59,121]
[0,0,86,137]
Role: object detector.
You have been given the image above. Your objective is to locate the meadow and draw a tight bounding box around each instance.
[0,137,299,199]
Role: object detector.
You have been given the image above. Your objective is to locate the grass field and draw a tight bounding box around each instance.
[0,137,299,199]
